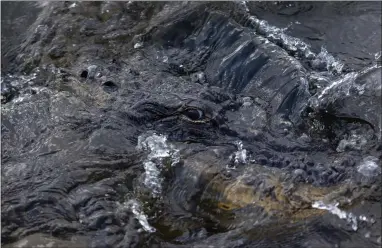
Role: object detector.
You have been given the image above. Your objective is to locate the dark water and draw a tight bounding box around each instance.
[247,2,381,71]
[1,1,44,72]
[1,1,381,248]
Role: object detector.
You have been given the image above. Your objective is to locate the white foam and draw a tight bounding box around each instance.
[228,141,247,169]
[124,200,156,233]
[312,201,358,231]
[142,161,162,195]
[357,156,381,177]
[137,133,179,197]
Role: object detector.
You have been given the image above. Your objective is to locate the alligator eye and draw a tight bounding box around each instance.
[183,108,204,121]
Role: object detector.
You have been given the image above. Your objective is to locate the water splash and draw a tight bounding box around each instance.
[239,1,250,13]
[227,140,247,169]
[359,214,375,224]
[134,42,143,49]
[68,2,76,8]
[312,201,376,232]
[375,51,381,61]
[137,133,180,197]
[312,201,358,231]
[234,141,247,164]
[237,1,344,75]
[313,47,344,73]
[314,64,380,102]
[123,200,156,233]
[317,71,358,100]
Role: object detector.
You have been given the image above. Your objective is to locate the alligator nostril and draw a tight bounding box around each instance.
[80,70,88,79]
[103,81,115,87]
[102,81,118,93]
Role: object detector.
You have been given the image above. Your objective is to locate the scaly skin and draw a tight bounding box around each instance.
[198,164,375,220]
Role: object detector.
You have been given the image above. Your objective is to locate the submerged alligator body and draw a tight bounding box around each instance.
[1,2,381,248]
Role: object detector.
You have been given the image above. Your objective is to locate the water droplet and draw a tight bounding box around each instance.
[375,51,381,61]
[134,43,143,49]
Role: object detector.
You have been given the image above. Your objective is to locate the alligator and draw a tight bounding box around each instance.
[1,2,381,248]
